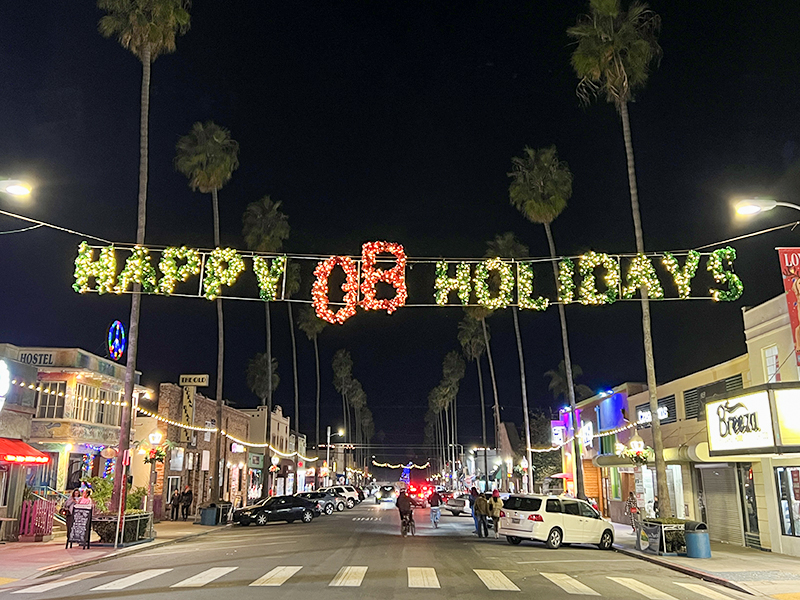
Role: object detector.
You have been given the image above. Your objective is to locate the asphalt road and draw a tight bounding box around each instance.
[1,501,754,600]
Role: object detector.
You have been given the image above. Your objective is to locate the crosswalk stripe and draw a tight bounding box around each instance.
[541,573,600,595]
[607,577,678,600]
[13,571,106,594]
[674,582,735,600]
[408,567,440,589]
[91,569,172,591]
[250,566,303,586]
[171,567,238,588]
[474,569,520,591]
[329,566,368,587]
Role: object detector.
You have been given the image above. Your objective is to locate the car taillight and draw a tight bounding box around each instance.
[500,511,506,517]
[528,514,544,522]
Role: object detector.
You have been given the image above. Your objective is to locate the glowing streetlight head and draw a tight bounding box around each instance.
[0,180,32,196]
[148,430,163,445]
[338,429,344,436]
[735,197,777,215]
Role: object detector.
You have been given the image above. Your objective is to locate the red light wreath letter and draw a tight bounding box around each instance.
[312,255,359,324]
[360,241,407,314]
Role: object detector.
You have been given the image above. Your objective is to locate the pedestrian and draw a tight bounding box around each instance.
[468,487,479,535]
[474,491,490,538]
[652,496,660,518]
[62,489,80,538]
[428,489,442,527]
[181,485,193,521]
[488,489,503,539]
[170,488,181,521]
[625,492,639,533]
[77,488,94,509]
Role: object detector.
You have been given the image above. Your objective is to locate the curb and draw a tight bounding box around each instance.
[613,545,753,596]
[36,525,231,579]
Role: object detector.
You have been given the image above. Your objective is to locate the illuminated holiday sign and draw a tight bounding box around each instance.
[73,241,743,325]
[706,392,775,455]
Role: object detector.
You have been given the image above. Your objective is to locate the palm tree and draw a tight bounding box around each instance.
[567,0,669,515]
[175,121,239,502]
[508,144,586,498]
[98,0,191,512]
[246,353,279,498]
[458,314,490,489]
[545,361,594,404]
[297,305,327,463]
[242,195,290,486]
[284,261,302,448]
[332,349,354,470]
[487,232,535,491]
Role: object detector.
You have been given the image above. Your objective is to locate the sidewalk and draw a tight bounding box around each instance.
[0,519,226,587]
[612,522,800,598]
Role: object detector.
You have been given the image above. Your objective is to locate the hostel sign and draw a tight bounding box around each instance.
[73,241,744,325]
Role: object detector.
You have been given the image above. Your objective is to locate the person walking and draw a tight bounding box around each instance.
[428,489,442,528]
[62,489,80,538]
[170,488,182,521]
[468,487,479,535]
[488,489,503,539]
[181,485,194,521]
[474,491,490,538]
[625,491,639,533]
[77,488,94,509]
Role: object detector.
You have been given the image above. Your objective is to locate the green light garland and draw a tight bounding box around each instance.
[517,263,549,311]
[578,252,620,305]
[158,246,201,295]
[662,251,700,300]
[558,258,576,303]
[115,246,158,294]
[253,255,287,301]
[73,242,116,295]
[708,246,743,302]
[203,247,245,300]
[621,254,664,300]
[434,261,471,305]
[474,258,514,309]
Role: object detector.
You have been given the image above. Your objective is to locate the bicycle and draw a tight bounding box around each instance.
[430,505,441,528]
[401,511,416,537]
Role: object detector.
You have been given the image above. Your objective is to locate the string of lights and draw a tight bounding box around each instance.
[527,422,636,453]
[136,406,217,432]
[221,431,319,462]
[372,460,430,469]
[9,378,129,406]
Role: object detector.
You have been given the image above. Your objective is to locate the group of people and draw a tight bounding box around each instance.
[62,488,94,539]
[169,485,194,521]
[468,487,503,538]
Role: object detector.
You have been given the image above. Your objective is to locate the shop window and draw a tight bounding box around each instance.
[600,433,617,455]
[0,466,8,506]
[35,382,66,419]
[776,466,800,537]
[765,345,781,382]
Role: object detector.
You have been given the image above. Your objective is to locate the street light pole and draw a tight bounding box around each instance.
[326,426,331,487]
[735,197,800,215]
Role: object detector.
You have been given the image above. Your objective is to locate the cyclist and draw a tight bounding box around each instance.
[428,489,442,528]
[396,489,413,534]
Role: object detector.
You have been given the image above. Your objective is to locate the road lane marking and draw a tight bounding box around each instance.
[517,559,637,564]
[607,577,678,600]
[13,571,106,594]
[171,567,238,588]
[137,540,297,556]
[408,567,440,589]
[91,569,172,591]
[541,573,600,596]
[674,583,735,600]
[474,569,520,591]
[250,566,303,586]
[329,566,368,587]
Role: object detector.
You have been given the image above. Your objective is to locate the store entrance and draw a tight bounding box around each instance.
[737,463,761,549]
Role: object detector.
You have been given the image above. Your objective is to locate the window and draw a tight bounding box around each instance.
[600,433,617,455]
[580,502,600,519]
[765,345,781,382]
[545,499,562,513]
[0,466,8,507]
[503,496,542,512]
[562,500,580,516]
[35,382,66,418]
[775,466,800,537]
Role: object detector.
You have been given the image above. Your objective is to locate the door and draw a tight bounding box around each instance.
[560,500,585,543]
[273,497,293,520]
[579,501,604,543]
[699,467,744,545]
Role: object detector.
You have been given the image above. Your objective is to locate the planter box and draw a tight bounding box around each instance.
[636,520,686,556]
[91,512,153,546]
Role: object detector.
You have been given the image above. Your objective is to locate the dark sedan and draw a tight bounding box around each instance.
[296,491,343,515]
[233,495,321,526]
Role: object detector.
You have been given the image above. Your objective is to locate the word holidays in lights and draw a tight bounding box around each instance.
[73,241,744,325]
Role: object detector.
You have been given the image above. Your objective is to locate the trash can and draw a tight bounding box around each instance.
[199,506,217,526]
[684,522,711,558]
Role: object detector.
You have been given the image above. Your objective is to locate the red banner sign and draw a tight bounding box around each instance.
[778,248,800,367]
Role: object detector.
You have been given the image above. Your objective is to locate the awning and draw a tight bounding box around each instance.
[0,438,50,464]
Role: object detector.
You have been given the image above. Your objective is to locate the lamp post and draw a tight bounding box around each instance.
[0,179,32,196]
[147,430,163,513]
[325,427,344,487]
[735,197,800,215]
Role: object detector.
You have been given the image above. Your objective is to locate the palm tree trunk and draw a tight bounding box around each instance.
[476,359,489,491]
[287,303,300,477]
[512,306,534,493]
[480,318,502,489]
[453,392,459,483]
[620,101,671,517]
[264,303,273,496]
[211,187,225,502]
[113,46,151,514]
[544,221,585,500]
[313,336,320,487]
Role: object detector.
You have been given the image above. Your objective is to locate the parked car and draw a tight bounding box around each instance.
[375,485,398,504]
[444,495,469,516]
[295,491,341,515]
[233,495,321,526]
[499,494,614,550]
[354,486,365,502]
[320,485,359,508]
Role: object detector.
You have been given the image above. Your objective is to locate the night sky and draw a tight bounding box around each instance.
[2,1,800,459]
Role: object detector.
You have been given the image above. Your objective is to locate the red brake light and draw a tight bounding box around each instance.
[500,511,506,517]
[528,514,544,522]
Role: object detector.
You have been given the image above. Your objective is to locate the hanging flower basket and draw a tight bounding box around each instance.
[622,447,652,465]
[143,447,166,464]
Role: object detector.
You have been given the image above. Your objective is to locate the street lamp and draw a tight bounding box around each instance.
[735,197,800,216]
[0,179,32,196]
[325,427,344,487]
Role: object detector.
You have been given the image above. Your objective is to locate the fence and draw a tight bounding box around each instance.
[19,499,56,540]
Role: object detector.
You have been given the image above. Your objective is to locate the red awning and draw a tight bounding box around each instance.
[0,438,50,464]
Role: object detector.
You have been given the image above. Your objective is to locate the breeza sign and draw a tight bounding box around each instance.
[706,391,776,455]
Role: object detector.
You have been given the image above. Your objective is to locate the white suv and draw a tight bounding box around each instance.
[499,494,614,550]
[321,486,359,508]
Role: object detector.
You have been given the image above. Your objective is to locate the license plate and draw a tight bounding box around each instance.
[512,518,520,524]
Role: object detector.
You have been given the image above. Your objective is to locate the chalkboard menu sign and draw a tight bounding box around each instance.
[67,506,92,549]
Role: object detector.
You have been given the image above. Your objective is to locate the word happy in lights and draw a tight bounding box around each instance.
[73,241,744,325]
